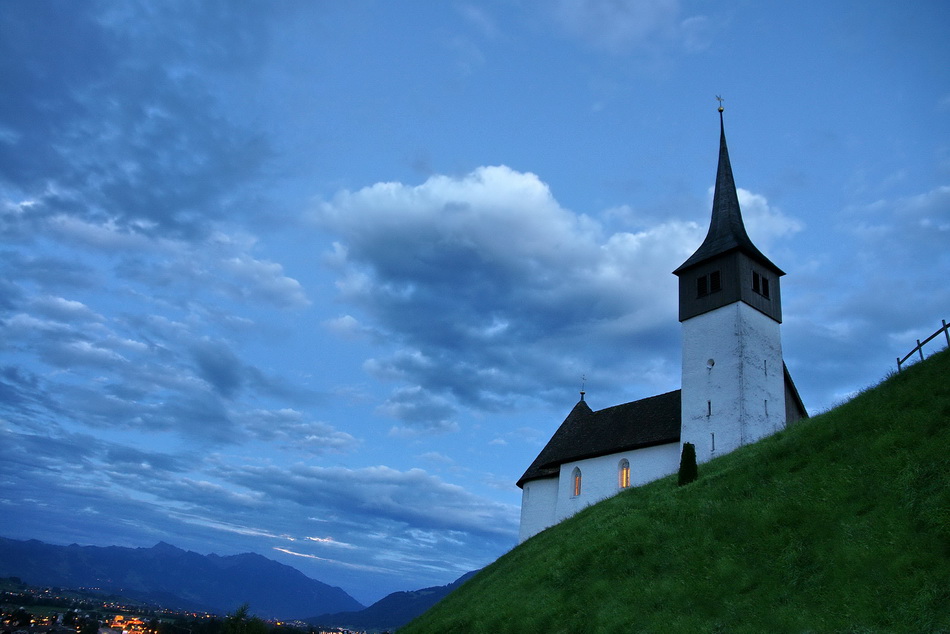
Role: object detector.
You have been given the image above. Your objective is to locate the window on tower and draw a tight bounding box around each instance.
[696,270,722,298]
[618,459,630,489]
[571,467,582,497]
[752,271,771,298]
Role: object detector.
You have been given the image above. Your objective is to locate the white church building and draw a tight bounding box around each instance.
[517,110,808,543]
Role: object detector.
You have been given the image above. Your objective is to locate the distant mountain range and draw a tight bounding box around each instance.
[0,537,362,619]
[308,570,476,632]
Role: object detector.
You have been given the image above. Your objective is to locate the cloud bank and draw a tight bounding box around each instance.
[315,166,804,433]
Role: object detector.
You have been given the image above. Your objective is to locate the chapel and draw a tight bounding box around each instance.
[517,108,808,543]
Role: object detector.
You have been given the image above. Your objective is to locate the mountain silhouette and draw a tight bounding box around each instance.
[0,536,363,619]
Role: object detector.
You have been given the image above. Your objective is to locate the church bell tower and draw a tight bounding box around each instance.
[673,106,787,462]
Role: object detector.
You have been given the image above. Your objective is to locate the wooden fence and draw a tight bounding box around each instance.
[897,319,949,372]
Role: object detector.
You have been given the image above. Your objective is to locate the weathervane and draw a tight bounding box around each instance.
[580,374,586,401]
[716,95,724,113]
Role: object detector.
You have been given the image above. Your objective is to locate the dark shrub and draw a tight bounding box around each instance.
[678,442,698,486]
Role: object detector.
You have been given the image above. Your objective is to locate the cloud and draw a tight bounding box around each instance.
[418,451,455,465]
[0,251,95,291]
[0,248,307,446]
[0,451,517,584]
[220,255,310,309]
[120,234,311,312]
[0,426,203,549]
[324,314,375,340]
[781,184,950,413]
[193,338,245,398]
[1,191,312,452]
[28,296,103,323]
[735,188,804,248]
[377,386,460,436]
[866,185,950,250]
[237,408,360,454]
[834,185,949,313]
[2,422,348,552]
[46,214,156,251]
[0,2,274,240]
[551,0,710,54]
[103,445,188,476]
[223,462,519,539]
[315,165,704,419]
[839,186,950,322]
[0,0,316,457]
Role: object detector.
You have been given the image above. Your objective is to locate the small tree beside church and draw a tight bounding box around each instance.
[678,443,698,486]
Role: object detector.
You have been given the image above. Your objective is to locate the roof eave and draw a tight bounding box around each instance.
[517,436,681,488]
[673,245,785,277]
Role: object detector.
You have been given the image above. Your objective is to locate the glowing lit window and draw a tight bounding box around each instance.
[618,459,631,489]
[571,467,582,497]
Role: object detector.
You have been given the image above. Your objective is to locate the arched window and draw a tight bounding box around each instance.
[571,467,582,497]
[618,459,631,489]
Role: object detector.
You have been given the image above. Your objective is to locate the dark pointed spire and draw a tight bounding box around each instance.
[674,105,783,275]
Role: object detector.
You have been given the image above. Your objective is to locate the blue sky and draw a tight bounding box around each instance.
[1,0,947,605]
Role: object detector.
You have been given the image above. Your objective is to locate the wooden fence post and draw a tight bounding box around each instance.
[896,319,949,372]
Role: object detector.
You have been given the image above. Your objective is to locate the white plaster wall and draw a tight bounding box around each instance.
[518,477,559,543]
[629,443,681,486]
[553,444,680,525]
[681,302,785,463]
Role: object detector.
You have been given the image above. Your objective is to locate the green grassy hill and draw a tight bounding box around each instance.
[402,349,950,633]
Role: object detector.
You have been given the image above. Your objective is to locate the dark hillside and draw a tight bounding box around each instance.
[0,540,362,619]
[402,349,950,633]
[310,571,476,632]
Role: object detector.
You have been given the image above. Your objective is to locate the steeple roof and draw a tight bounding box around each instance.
[674,111,784,276]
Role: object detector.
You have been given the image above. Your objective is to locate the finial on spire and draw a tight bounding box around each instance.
[580,374,586,401]
[715,94,724,113]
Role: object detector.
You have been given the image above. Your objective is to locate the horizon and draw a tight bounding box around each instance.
[0,535,462,610]
[1,1,947,605]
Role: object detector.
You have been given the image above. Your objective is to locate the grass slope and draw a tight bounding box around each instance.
[403,349,950,633]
